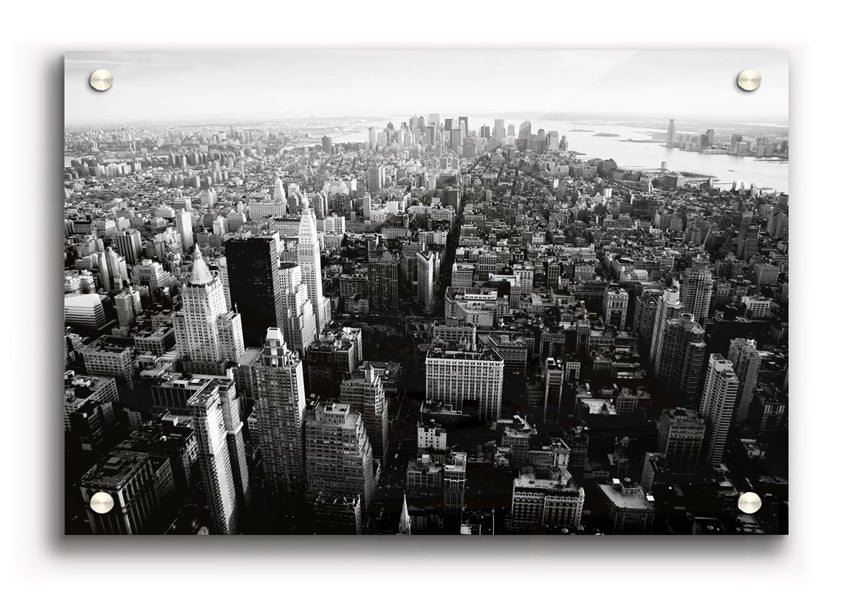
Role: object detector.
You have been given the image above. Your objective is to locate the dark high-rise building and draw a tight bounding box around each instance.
[224,235,284,347]
[367,255,399,313]
[305,327,363,399]
[736,223,759,260]
[657,408,706,472]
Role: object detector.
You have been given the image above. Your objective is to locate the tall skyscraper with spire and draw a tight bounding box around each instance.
[297,203,330,334]
[250,328,307,497]
[173,246,245,374]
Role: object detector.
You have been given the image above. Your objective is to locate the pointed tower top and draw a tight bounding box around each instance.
[189,245,214,285]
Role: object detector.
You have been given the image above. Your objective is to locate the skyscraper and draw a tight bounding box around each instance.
[224,234,285,347]
[188,379,240,534]
[681,267,714,325]
[176,209,194,249]
[251,328,307,496]
[666,119,677,147]
[728,338,762,427]
[305,326,362,399]
[305,403,376,515]
[173,246,245,374]
[543,357,565,424]
[736,223,759,260]
[367,254,399,313]
[650,284,683,373]
[273,176,285,204]
[277,263,317,356]
[216,377,251,514]
[654,313,707,403]
[604,287,630,330]
[366,165,385,193]
[493,119,505,140]
[416,250,436,313]
[297,204,330,334]
[699,354,740,467]
[339,364,388,464]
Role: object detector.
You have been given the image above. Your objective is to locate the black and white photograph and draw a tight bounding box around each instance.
[61,49,790,536]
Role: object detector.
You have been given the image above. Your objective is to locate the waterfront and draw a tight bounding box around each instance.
[336,117,789,193]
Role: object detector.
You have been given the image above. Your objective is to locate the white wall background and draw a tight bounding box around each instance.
[1,1,842,598]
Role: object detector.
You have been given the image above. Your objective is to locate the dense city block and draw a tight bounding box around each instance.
[64,115,788,535]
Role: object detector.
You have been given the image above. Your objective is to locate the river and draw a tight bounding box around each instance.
[334,117,789,193]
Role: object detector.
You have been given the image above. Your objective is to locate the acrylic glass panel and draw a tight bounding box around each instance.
[63,50,788,535]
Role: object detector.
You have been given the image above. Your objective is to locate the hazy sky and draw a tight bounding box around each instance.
[65,50,788,125]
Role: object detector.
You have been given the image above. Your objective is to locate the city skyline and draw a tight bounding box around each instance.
[63,49,788,536]
[65,50,788,125]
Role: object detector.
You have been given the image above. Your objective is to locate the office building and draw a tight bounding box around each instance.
[417,421,447,451]
[367,255,399,313]
[250,328,307,496]
[64,293,107,331]
[187,379,241,534]
[426,345,504,421]
[599,478,655,534]
[340,364,388,464]
[64,370,119,453]
[657,408,706,471]
[224,234,286,347]
[699,354,740,466]
[681,267,714,325]
[173,246,245,374]
[115,416,199,496]
[313,492,362,534]
[81,336,134,389]
[305,403,376,514]
[112,229,143,265]
[297,205,331,333]
[666,119,677,148]
[650,285,683,374]
[417,250,437,313]
[79,450,174,535]
[176,209,194,249]
[543,358,565,424]
[737,223,759,260]
[728,338,762,427]
[277,263,317,356]
[654,313,707,403]
[306,326,362,399]
[406,451,467,514]
[509,471,585,533]
[604,287,629,330]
